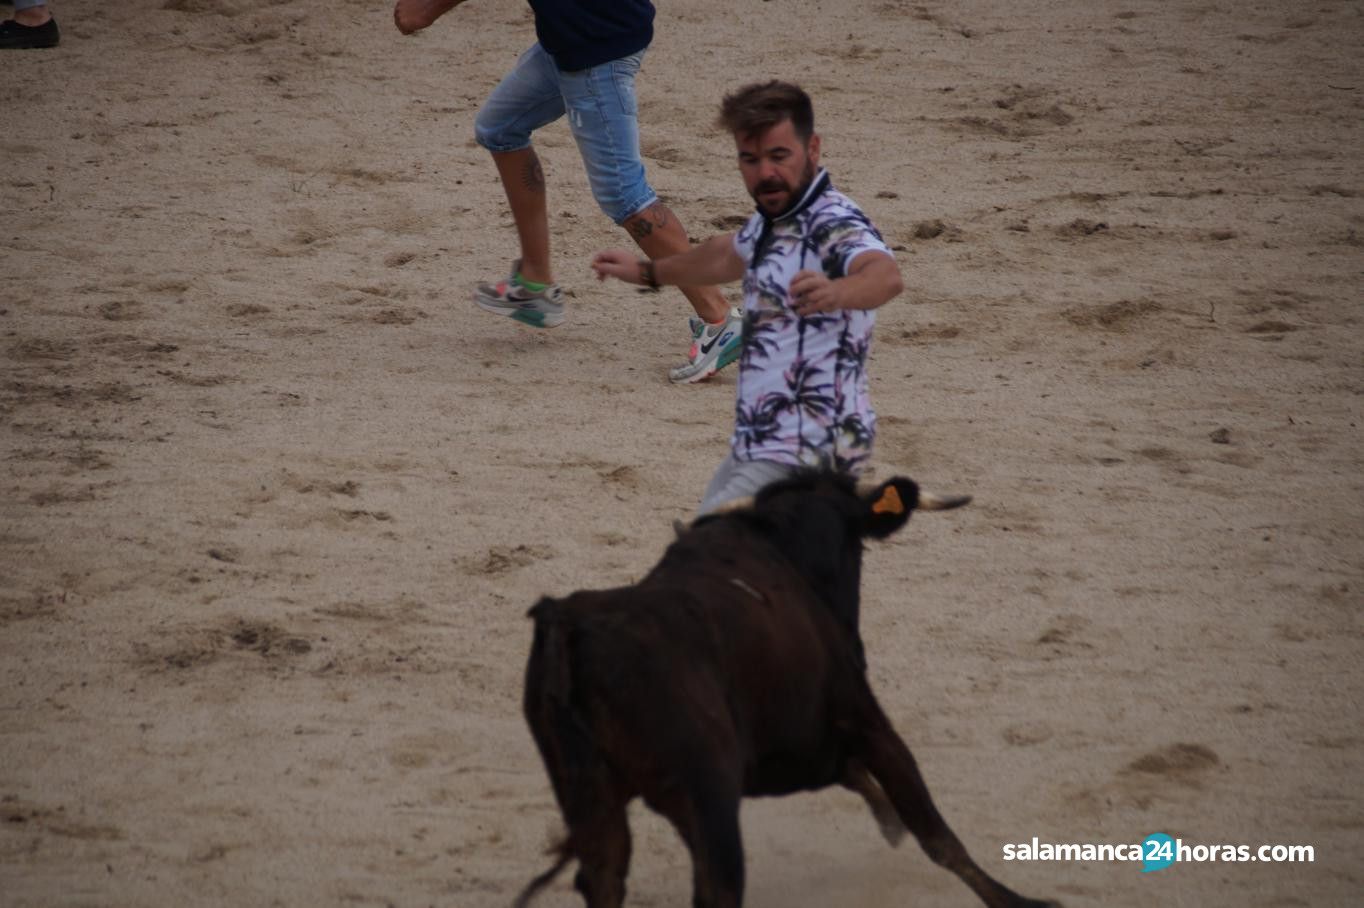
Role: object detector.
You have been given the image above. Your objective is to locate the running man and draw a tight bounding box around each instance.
[393,0,743,383]
[592,81,904,513]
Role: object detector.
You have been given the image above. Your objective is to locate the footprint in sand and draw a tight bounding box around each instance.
[461,544,556,577]
[133,617,313,674]
[1123,742,1221,783]
[96,300,145,321]
[1062,298,1162,330]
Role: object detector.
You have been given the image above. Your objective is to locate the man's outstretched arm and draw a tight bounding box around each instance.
[394,0,464,35]
[788,251,902,316]
[591,234,746,289]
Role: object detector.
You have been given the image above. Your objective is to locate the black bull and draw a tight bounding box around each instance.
[516,472,1057,908]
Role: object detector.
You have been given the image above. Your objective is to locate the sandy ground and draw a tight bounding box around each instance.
[3,0,1362,905]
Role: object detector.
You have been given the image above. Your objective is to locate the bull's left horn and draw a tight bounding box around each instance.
[703,496,755,517]
[918,490,972,511]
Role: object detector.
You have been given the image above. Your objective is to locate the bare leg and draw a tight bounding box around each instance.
[490,147,552,285]
[622,202,730,324]
[13,3,53,26]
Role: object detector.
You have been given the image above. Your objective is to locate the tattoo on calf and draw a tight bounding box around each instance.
[627,204,670,239]
[521,153,545,193]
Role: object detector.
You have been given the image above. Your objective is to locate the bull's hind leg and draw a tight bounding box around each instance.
[569,800,632,908]
[859,719,1059,908]
[644,769,744,908]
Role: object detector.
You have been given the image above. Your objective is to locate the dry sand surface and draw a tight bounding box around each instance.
[3,0,1362,905]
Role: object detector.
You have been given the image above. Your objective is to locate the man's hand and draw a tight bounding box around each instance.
[790,253,903,315]
[394,0,460,35]
[592,234,744,289]
[591,248,647,285]
[789,270,844,315]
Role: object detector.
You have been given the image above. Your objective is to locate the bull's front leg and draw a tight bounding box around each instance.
[841,759,906,846]
[857,717,1061,908]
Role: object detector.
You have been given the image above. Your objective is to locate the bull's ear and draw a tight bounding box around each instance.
[860,478,919,538]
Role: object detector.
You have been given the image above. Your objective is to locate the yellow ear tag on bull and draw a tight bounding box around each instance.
[871,485,905,515]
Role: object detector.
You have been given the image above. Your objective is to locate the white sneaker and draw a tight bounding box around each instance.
[473,259,565,328]
[669,307,743,384]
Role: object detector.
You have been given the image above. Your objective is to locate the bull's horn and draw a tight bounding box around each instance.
[705,495,755,516]
[857,481,972,511]
[918,490,972,511]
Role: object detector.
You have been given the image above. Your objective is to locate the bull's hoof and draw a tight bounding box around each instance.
[875,814,907,847]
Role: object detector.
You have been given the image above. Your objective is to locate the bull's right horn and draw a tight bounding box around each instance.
[704,495,755,516]
[917,490,972,511]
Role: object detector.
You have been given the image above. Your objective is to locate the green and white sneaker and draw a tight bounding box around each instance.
[473,259,565,328]
[669,307,743,384]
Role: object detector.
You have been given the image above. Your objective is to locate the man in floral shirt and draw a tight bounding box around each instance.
[591,81,903,513]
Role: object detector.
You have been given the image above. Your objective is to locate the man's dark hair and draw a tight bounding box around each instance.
[717,80,815,142]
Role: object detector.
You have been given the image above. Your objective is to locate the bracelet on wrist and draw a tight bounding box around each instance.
[640,259,660,289]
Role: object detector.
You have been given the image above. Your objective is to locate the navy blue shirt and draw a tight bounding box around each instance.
[529,0,654,71]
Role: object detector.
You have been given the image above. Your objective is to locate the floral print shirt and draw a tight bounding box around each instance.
[730,169,891,473]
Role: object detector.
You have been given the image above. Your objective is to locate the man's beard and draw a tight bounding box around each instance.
[752,157,817,217]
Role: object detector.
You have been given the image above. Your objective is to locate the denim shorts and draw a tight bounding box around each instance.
[474,44,658,225]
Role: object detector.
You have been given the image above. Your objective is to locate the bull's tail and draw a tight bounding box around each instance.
[519,597,602,904]
[511,838,573,908]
